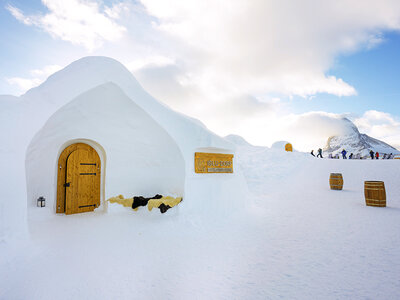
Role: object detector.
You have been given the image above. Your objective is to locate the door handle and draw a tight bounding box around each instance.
[64,182,71,187]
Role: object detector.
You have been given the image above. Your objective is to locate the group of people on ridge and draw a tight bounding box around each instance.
[369,150,394,159]
[310,148,394,159]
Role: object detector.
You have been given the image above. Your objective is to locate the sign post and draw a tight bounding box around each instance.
[194,152,234,173]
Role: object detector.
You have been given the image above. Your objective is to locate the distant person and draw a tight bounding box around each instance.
[317,148,323,158]
[375,152,379,160]
[349,153,353,159]
[311,150,315,157]
[341,149,347,159]
[383,153,387,159]
[389,153,393,159]
[328,153,333,159]
[369,150,374,160]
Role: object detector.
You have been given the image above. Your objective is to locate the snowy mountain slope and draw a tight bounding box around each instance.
[323,118,399,157]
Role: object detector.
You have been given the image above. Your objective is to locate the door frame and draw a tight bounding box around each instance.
[56,139,106,214]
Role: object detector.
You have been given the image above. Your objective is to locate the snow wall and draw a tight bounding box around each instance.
[0,56,248,242]
[0,96,28,242]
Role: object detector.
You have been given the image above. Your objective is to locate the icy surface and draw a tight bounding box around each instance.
[1,144,400,299]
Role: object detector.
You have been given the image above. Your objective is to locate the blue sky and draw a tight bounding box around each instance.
[291,31,400,117]
[1,0,400,149]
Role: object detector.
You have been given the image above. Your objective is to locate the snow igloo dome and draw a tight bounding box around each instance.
[0,56,248,240]
[271,141,293,151]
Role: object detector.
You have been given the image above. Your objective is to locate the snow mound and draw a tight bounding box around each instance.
[271,140,292,151]
[224,134,253,147]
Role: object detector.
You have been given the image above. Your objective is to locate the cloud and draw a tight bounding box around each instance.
[134,63,278,132]
[6,77,42,92]
[139,0,400,98]
[6,5,34,25]
[122,0,400,149]
[127,55,175,71]
[354,110,400,149]
[7,0,400,99]
[6,0,127,51]
[6,65,62,94]
[236,111,353,150]
[104,2,131,19]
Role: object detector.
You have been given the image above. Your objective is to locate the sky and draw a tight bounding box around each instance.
[1,0,400,150]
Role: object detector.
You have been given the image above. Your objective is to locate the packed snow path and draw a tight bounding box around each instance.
[1,150,400,299]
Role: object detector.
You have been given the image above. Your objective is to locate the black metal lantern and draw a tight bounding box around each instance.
[37,196,45,207]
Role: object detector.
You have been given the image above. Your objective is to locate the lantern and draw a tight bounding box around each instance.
[37,196,45,207]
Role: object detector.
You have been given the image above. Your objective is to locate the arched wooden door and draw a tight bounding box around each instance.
[285,143,293,152]
[57,143,101,215]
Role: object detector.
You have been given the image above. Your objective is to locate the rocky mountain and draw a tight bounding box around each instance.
[323,118,399,158]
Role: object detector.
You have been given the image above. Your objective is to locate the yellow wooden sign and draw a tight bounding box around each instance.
[195,152,234,173]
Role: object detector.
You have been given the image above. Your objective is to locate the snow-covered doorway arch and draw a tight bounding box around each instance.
[25,83,185,215]
[57,143,102,214]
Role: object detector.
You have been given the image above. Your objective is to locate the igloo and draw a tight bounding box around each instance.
[0,56,247,240]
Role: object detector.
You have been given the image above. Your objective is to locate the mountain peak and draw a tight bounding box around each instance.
[323,118,399,157]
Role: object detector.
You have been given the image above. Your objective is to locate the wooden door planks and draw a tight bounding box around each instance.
[57,143,101,214]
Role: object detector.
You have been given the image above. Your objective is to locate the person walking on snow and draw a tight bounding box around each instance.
[311,150,315,157]
[349,153,353,159]
[375,152,379,160]
[317,148,323,158]
[369,150,374,159]
[341,149,347,159]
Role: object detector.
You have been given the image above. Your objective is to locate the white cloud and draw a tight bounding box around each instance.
[354,110,400,149]
[6,64,63,94]
[139,0,400,98]
[6,0,127,51]
[124,0,400,149]
[6,5,34,25]
[6,77,42,92]
[127,55,175,71]
[104,2,131,19]
[227,111,353,151]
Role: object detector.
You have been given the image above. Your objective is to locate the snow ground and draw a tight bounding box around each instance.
[1,147,400,300]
